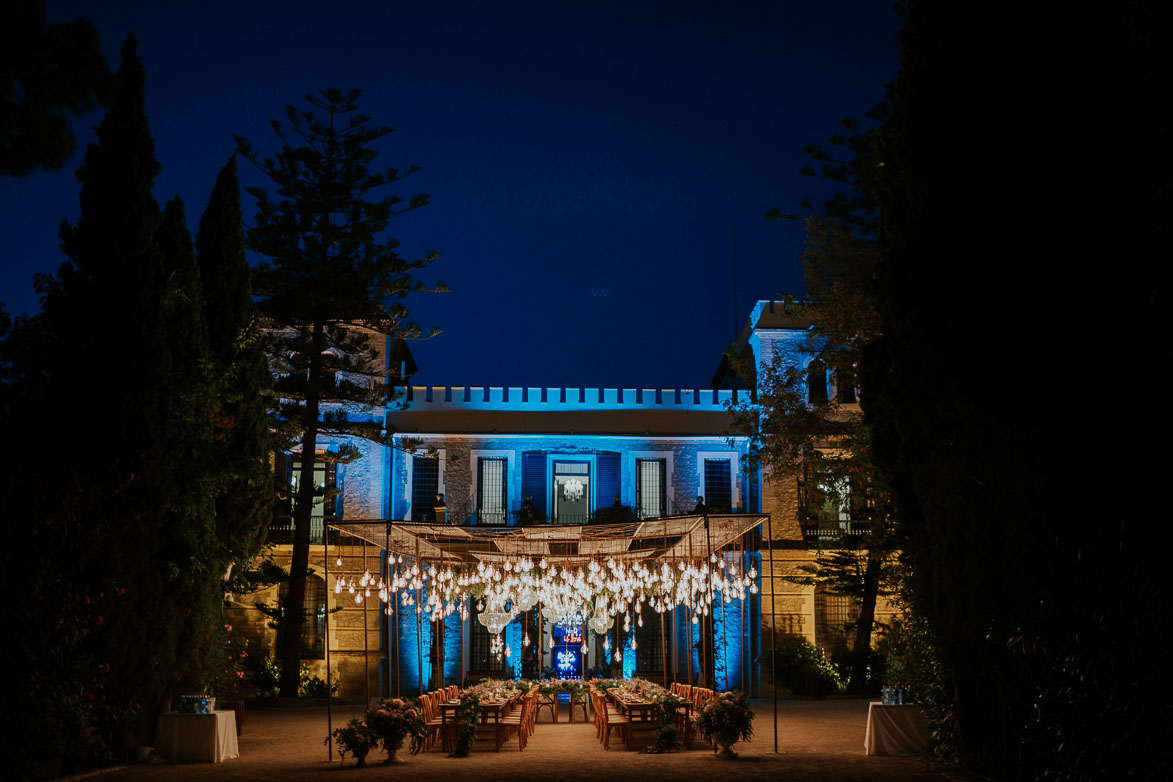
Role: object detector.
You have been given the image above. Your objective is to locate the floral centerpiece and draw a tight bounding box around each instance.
[624,678,682,753]
[692,690,754,759]
[366,697,427,761]
[327,717,379,767]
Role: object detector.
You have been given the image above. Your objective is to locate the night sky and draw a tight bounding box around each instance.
[1,1,899,389]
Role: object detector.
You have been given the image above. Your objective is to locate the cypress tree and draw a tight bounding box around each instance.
[196,156,274,567]
[2,37,220,768]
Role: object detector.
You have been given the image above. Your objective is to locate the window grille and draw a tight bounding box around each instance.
[636,459,666,519]
[411,456,440,523]
[469,602,506,672]
[814,583,858,658]
[703,458,733,513]
[634,615,664,672]
[278,575,327,659]
[478,457,508,525]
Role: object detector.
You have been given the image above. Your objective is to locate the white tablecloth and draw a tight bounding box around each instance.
[864,702,929,756]
[155,710,239,763]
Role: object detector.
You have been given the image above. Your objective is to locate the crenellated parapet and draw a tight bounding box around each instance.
[391,386,752,410]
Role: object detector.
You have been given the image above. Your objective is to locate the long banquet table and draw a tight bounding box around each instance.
[439,691,524,751]
[154,710,239,763]
[606,689,656,723]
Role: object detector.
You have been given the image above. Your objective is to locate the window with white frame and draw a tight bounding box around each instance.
[477,457,508,525]
[635,458,666,519]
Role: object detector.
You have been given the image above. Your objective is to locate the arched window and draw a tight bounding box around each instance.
[278,575,327,659]
[808,359,829,405]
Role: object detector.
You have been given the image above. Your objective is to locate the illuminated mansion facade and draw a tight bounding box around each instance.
[229,300,882,697]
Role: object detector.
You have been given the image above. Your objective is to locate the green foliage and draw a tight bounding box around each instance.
[448,691,483,757]
[0,0,112,176]
[0,37,243,775]
[768,638,843,696]
[880,610,956,765]
[366,697,427,756]
[300,670,339,698]
[237,88,442,696]
[195,155,275,571]
[327,717,378,766]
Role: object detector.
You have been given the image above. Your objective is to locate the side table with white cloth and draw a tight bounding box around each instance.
[155,710,239,763]
[864,702,930,756]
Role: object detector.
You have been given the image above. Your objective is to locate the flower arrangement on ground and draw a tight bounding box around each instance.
[366,697,427,760]
[327,717,379,767]
[692,690,754,758]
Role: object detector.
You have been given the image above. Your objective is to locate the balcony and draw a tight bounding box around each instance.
[800,515,873,549]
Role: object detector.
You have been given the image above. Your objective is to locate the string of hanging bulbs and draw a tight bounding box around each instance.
[333,550,759,661]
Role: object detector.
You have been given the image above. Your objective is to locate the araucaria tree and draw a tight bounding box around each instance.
[236,89,442,697]
[732,108,896,693]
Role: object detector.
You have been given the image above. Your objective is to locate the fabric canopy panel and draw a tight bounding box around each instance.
[329,513,767,565]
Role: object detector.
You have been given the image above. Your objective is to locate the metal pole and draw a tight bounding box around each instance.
[324,529,333,761]
[703,513,715,691]
[660,601,668,689]
[767,514,778,753]
[740,536,747,694]
[384,524,391,699]
[363,539,369,707]
[415,542,423,697]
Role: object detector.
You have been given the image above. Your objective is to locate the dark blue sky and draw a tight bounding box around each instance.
[1,0,899,389]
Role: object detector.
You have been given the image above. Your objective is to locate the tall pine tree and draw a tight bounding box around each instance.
[236,89,442,696]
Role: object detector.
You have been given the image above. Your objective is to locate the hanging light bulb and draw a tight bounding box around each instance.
[581,642,588,653]
[614,650,622,662]
[336,555,343,566]
[505,644,512,658]
[523,633,531,647]
[548,637,556,650]
[631,638,637,650]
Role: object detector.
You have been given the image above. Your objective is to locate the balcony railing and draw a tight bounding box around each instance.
[800,516,873,549]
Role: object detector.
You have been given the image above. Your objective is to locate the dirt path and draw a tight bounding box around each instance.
[70,698,955,782]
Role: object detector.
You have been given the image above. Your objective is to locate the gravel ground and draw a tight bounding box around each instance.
[67,698,957,782]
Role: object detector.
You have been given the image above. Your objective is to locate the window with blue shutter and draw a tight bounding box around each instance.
[597,451,620,509]
[522,452,547,522]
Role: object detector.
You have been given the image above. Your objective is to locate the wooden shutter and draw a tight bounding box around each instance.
[522,451,546,514]
[597,451,620,508]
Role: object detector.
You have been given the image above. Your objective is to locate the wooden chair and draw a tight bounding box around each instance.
[535,693,558,724]
[568,691,589,722]
[592,692,630,751]
[495,692,535,751]
[420,693,446,751]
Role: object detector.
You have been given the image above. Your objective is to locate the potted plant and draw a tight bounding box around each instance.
[327,718,380,767]
[692,691,754,759]
[365,698,426,762]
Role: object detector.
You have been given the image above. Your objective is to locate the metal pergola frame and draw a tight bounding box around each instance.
[318,512,778,757]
